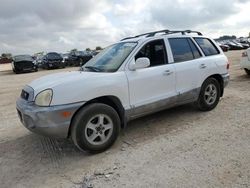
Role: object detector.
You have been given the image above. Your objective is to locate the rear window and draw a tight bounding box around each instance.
[194,38,220,56]
[169,38,201,63]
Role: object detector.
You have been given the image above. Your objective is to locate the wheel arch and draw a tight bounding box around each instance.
[68,95,126,138]
[206,74,224,97]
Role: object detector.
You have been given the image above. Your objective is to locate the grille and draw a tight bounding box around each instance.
[21,90,29,100]
[15,61,34,69]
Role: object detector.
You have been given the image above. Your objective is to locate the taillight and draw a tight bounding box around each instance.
[242,51,248,57]
[227,61,230,70]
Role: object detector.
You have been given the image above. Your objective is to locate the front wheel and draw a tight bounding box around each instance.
[71,103,121,153]
[244,68,250,75]
[195,78,221,111]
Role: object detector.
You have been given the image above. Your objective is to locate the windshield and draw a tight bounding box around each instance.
[14,55,33,62]
[83,42,137,72]
[47,52,62,59]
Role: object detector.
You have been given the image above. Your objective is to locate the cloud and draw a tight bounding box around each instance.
[150,0,247,28]
[0,0,249,54]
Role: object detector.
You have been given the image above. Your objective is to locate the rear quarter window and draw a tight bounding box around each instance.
[194,38,220,56]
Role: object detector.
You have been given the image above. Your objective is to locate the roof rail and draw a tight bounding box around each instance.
[121,29,203,41]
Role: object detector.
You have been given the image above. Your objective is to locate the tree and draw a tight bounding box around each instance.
[1,53,12,59]
[70,49,78,53]
[86,48,91,51]
[95,46,102,50]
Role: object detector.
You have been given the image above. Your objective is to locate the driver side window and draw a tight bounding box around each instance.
[135,39,168,67]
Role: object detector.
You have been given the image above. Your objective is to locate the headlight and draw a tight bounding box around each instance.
[35,89,53,106]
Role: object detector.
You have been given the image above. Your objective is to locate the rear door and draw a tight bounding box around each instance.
[168,37,203,103]
[193,37,224,79]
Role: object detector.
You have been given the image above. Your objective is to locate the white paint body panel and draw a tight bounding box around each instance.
[241,48,250,70]
[126,62,176,108]
[28,71,130,108]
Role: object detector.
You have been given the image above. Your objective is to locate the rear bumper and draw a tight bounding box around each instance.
[222,73,230,88]
[16,98,84,138]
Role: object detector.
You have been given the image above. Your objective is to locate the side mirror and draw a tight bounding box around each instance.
[130,57,150,70]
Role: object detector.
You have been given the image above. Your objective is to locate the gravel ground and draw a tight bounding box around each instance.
[0,50,250,188]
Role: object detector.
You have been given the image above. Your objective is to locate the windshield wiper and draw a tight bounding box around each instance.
[84,66,102,72]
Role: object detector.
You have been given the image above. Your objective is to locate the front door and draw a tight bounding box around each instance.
[125,39,177,118]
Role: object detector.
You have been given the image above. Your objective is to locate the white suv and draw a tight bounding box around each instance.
[241,48,250,75]
[16,30,230,152]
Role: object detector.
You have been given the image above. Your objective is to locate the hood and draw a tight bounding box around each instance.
[28,71,107,96]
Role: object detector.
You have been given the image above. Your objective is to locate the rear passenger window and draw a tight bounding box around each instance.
[169,38,201,63]
[194,38,220,56]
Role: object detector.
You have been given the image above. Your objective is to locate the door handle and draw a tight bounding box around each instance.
[163,70,173,76]
[199,64,207,69]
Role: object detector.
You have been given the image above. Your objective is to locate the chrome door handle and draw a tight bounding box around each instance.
[163,70,173,76]
[200,64,207,69]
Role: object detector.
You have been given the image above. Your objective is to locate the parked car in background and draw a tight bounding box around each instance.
[66,51,93,66]
[61,53,69,65]
[41,52,65,69]
[33,55,44,68]
[224,41,244,50]
[241,48,250,75]
[12,55,37,74]
[16,29,229,152]
[217,42,230,52]
[239,42,249,49]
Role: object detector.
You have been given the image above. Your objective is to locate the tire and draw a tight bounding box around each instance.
[196,78,221,111]
[244,69,250,75]
[71,103,121,153]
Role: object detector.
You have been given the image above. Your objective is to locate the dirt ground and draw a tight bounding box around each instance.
[0,50,250,188]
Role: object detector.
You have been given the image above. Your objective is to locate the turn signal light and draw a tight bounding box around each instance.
[61,111,72,118]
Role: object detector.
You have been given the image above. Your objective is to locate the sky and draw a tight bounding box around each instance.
[0,0,250,55]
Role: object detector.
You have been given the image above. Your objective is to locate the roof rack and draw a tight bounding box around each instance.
[121,29,203,41]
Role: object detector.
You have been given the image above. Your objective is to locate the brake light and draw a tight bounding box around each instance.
[242,51,248,57]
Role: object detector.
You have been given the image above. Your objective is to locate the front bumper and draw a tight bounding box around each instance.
[222,73,230,88]
[16,98,84,138]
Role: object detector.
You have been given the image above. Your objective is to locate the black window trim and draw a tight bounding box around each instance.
[193,37,221,57]
[187,38,202,59]
[168,37,202,64]
[134,39,168,67]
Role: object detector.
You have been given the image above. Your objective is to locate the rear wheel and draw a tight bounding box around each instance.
[71,103,121,153]
[196,78,221,111]
[244,68,250,75]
